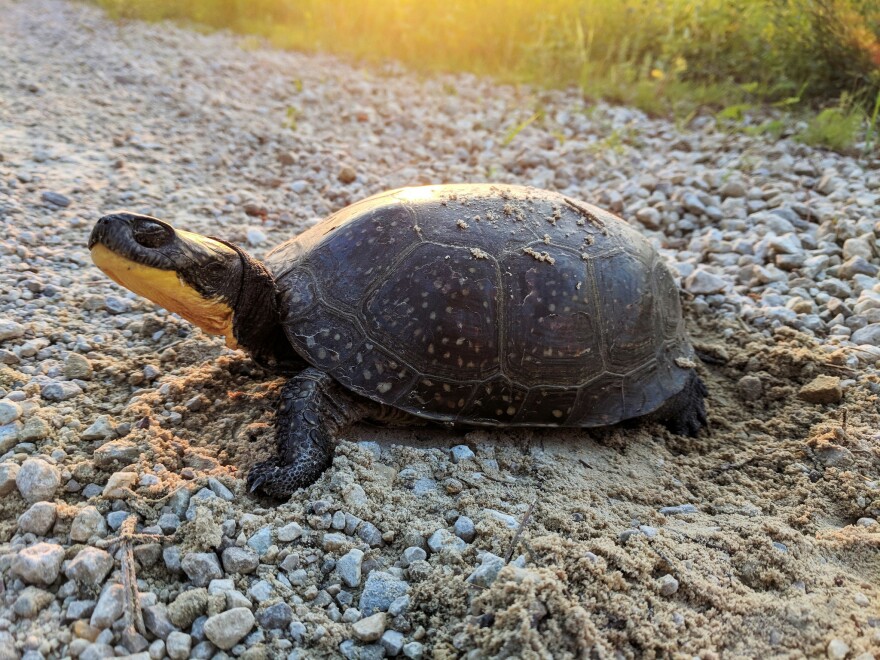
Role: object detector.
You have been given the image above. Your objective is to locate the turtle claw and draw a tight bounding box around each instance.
[246,460,278,495]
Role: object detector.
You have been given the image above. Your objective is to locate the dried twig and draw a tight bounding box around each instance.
[96,516,170,636]
[503,500,536,564]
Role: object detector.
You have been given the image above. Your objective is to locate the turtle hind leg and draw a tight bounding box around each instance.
[247,368,367,499]
[651,371,708,438]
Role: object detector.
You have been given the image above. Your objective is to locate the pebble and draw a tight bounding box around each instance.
[17,501,56,535]
[11,542,65,585]
[40,190,71,207]
[0,319,26,342]
[14,587,54,618]
[90,584,124,629]
[207,477,234,500]
[466,552,505,588]
[246,227,267,246]
[380,630,405,656]
[352,612,386,642]
[483,509,520,529]
[165,632,192,660]
[203,608,255,650]
[82,416,118,442]
[401,546,427,567]
[851,324,880,346]
[221,547,258,574]
[40,380,82,402]
[65,547,113,586]
[403,641,425,659]
[277,521,304,542]
[16,457,60,503]
[337,548,365,588]
[70,505,108,541]
[659,504,698,515]
[247,526,273,555]
[453,516,476,543]
[450,445,475,463]
[0,399,21,425]
[357,521,383,547]
[798,375,843,404]
[359,571,409,616]
[684,269,727,295]
[257,602,293,630]
[658,574,679,596]
[181,552,224,586]
[0,462,21,494]
[64,353,93,379]
[826,639,849,659]
[103,470,137,497]
[427,528,466,554]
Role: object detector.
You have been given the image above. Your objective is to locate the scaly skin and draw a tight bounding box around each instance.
[651,370,709,437]
[247,368,367,499]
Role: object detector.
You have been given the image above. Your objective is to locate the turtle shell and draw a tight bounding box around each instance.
[265,184,695,427]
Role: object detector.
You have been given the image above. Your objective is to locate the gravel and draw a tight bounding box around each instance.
[11,543,65,585]
[15,458,60,503]
[203,608,255,650]
[64,547,114,586]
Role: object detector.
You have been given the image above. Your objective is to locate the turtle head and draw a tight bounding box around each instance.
[89,212,296,366]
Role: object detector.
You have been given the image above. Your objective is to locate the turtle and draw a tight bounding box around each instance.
[88,184,707,499]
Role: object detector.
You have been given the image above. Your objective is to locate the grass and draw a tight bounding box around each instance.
[90,0,880,152]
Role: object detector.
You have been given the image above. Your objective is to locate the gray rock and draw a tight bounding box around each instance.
[0,319,26,342]
[852,324,880,347]
[0,400,21,425]
[70,505,108,541]
[14,586,54,617]
[248,579,273,602]
[64,353,93,379]
[684,269,727,295]
[16,457,60,503]
[91,584,124,628]
[277,522,303,542]
[453,516,476,543]
[0,461,19,495]
[357,521,383,547]
[401,546,427,567]
[203,607,255,650]
[207,477,234,501]
[323,531,349,552]
[839,256,879,279]
[450,445,475,463]
[17,501,57,535]
[428,528,466,554]
[248,526,273,556]
[412,477,437,496]
[67,599,97,620]
[41,190,71,207]
[359,570,409,616]
[181,552,223,587]
[257,602,292,630]
[163,546,182,573]
[0,422,20,452]
[659,504,698,515]
[12,542,65,585]
[65,547,114,586]
[466,552,505,587]
[337,548,364,588]
[82,416,119,442]
[658,574,679,596]
[40,380,82,402]
[93,439,139,466]
[388,594,410,616]
[143,604,177,639]
[352,612,386,642]
[165,631,192,660]
[403,641,425,659]
[221,546,258,574]
[483,509,520,529]
[720,180,747,198]
[157,513,180,534]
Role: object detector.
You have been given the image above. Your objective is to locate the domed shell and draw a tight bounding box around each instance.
[266,184,695,427]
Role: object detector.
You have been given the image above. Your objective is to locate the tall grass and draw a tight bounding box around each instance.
[93,0,880,121]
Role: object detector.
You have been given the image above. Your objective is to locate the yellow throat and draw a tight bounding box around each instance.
[90,243,239,348]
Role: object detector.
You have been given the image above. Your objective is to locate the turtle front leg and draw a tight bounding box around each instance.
[247,368,367,499]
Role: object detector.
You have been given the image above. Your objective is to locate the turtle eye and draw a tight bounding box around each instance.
[132,218,173,248]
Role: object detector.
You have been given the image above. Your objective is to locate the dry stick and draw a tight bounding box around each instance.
[96,515,170,637]
[503,500,537,564]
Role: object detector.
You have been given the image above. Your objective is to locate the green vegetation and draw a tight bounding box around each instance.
[92,0,880,151]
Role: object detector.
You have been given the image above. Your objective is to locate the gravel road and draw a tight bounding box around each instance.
[1,1,879,658]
